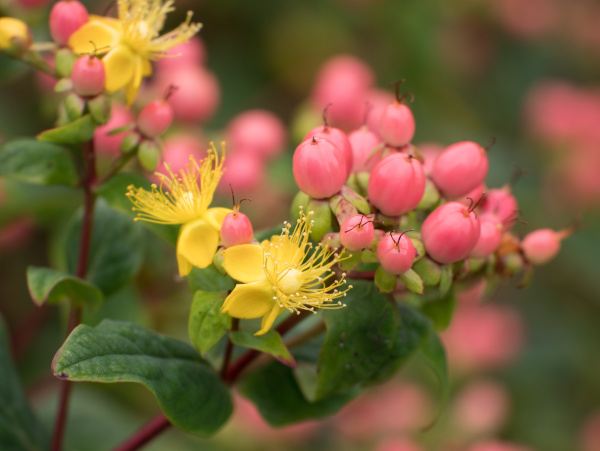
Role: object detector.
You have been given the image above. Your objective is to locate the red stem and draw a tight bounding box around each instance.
[52,140,96,451]
[219,318,239,379]
[112,414,172,451]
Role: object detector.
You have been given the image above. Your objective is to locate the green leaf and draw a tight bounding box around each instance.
[420,289,456,331]
[238,361,354,427]
[64,198,143,296]
[37,114,97,144]
[439,264,453,297]
[96,173,179,246]
[0,138,78,186]
[230,330,296,367]
[374,265,397,293]
[188,291,231,356]
[400,268,424,294]
[26,266,103,310]
[420,330,449,427]
[52,319,232,436]
[188,265,235,293]
[316,280,397,399]
[0,315,49,451]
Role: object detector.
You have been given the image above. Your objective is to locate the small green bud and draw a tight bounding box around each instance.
[375,266,397,293]
[120,131,141,154]
[137,139,161,171]
[55,48,77,78]
[412,257,441,287]
[54,78,73,93]
[291,191,310,221]
[64,93,85,121]
[400,268,424,295]
[307,197,331,242]
[87,94,111,125]
[417,178,441,211]
[212,248,227,276]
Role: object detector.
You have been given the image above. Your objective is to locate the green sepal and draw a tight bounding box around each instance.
[400,268,424,295]
[212,248,227,276]
[307,197,331,242]
[55,47,76,78]
[338,250,361,272]
[188,290,231,356]
[413,257,441,287]
[54,77,73,93]
[52,319,233,436]
[137,139,160,171]
[340,185,370,215]
[439,264,453,297]
[87,93,111,125]
[0,315,49,451]
[407,235,425,262]
[291,191,310,221]
[230,330,296,367]
[375,266,397,293]
[329,193,358,224]
[0,138,78,186]
[361,229,385,263]
[27,266,103,311]
[64,92,85,122]
[38,114,97,144]
[417,178,441,211]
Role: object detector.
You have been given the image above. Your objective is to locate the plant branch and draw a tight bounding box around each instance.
[52,139,97,451]
[219,318,239,379]
[112,414,171,451]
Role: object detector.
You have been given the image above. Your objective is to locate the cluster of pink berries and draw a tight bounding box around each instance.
[291,62,571,292]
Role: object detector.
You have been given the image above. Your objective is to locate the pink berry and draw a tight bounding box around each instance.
[93,102,133,156]
[379,102,416,147]
[155,36,206,72]
[218,152,265,194]
[368,153,426,216]
[480,187,519,231]
[221,210,254,248]
[520,228,561,265]
[137,100,173,138]
[377,232,416,275]
[365,88,395,137]
[417,142,444,174]
[160,133,206,175]
[71,55,105,97]
[49,0,88,46]
[340,215,374,251]
[293,136,347,199]
[305,124,353,177]
[348,127,381,173]
[227,110,287,160]
[421,201,481,264]
[431,141,489,199]
[470,217,502,259]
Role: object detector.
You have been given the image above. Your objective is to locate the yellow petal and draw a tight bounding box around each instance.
[102,45,135,93]
[221,280,274,319]
[176,218,219,276]
[204,207,233,231]
[125,56,144,105]
[68,21,119,55]
[88,15,122,32]
[222,244,265,284]
[256,304,285,336]
[142,58,153,76]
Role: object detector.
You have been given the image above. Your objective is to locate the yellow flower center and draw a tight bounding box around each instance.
[279,268,304,295]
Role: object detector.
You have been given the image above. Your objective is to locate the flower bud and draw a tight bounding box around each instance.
[379,102,415,147]
[421,201,481,264]
[431,141,489,199]
[71,55,105,97]
[377,232,416,275]
[221,211,254,248]
[137,140,161,171]
[368,153,426,216]
[137,100,174,138]
[307,198,332,243]
[340,214,374,251]
[293,136,347,199]
[64,92,85,121]
[0,18,31,52]
[49,0,88,46]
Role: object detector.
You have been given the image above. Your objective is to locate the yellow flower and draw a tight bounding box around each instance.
[0,17,30,50]
[68,0,201,104]
[126,143,230,276]
[221,208,352,335]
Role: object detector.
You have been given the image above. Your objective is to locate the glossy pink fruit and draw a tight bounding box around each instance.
[431,141,489,199]
[71,55,105,97]
[49,0,88,46]
[155,36,206,72]
[421,201,481,264]
[160,133,206,175]
[305,125,353,176]
[470,217,502,258]
[221,211,254,248]
[340,215,375,251]
[227,110,286,160]
[377,232,416,274]
[347,127,381,173]
[137,100,173,138]
[379,102,415,147]
[218,152,265,194]
[520,228,560,264]
[480,187,518,230]
[293,137,347,199]
[368,153,426,216]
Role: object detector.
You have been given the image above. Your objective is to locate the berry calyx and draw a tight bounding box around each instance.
[220,187,254,248]
[421,201,481,264]
[71,54,105,97]
[368,152,426,216]
[293,136,347,199]
[340,214,375,251]
[377,230,416,275]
